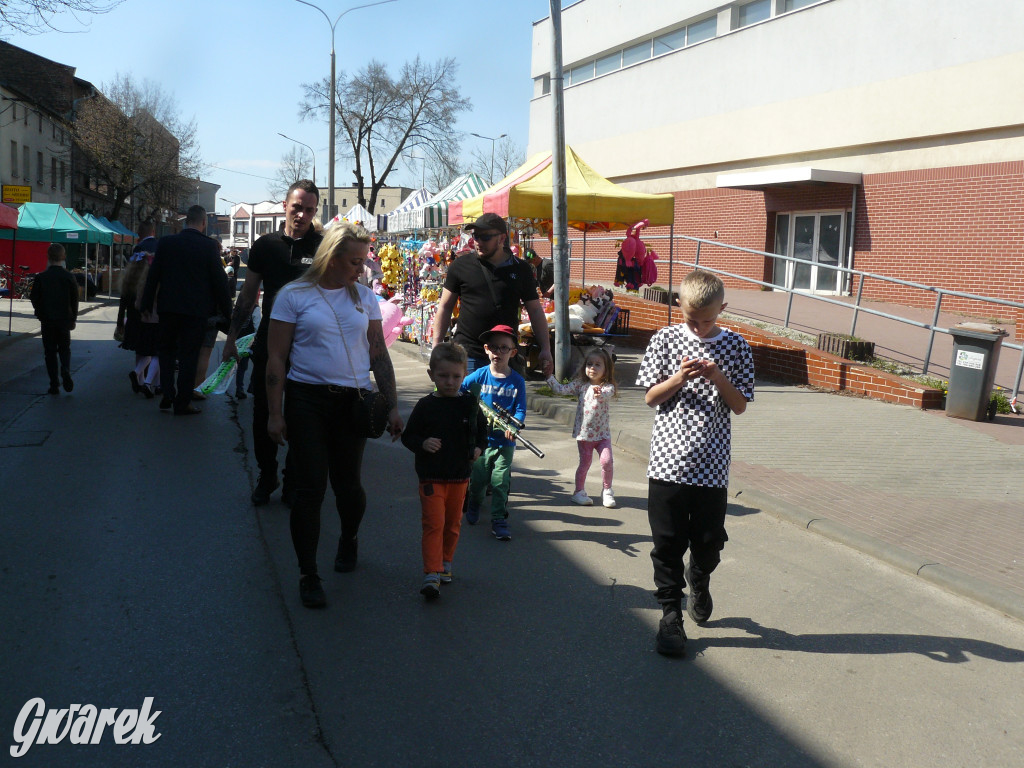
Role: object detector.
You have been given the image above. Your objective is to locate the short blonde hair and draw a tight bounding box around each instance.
[679,269,724,309]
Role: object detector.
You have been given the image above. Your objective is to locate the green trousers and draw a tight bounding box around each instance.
[469,445,515,520]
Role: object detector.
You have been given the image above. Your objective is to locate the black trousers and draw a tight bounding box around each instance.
[250,350,293,484]
[647,479,729,606]
[285,381,368,576]
[157,312,205,411]
[40,321,71,386]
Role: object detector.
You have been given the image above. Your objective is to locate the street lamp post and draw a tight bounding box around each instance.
[470,132,507,184]
[277,132,317,186]
[294,0,398,222]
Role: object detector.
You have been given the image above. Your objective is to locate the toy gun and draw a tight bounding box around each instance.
[477,399,545,459]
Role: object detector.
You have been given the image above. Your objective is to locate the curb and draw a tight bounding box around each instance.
[0,301,109,351]
[391,340,1024,623]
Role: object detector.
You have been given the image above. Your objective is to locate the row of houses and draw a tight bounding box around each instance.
[0,40,217,237]
[528,0,1024,334]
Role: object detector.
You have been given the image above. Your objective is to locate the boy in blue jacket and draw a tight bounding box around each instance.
[461,325,527,541]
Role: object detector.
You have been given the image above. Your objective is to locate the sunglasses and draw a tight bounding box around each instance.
[487,345,516,353]
[474,232,500,242]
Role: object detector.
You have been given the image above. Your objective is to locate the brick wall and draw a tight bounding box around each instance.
[608,290,944,409]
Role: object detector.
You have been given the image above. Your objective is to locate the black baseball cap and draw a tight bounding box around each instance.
[464,212,508,236]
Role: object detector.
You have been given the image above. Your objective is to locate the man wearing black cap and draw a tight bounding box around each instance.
[431,213,553,375]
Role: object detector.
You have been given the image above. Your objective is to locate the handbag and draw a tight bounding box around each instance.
[317,286,390,439]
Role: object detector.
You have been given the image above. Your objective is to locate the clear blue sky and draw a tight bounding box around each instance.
[4,0,560,212]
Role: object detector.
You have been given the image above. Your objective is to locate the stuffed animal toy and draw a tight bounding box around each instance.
[377,297,414,348]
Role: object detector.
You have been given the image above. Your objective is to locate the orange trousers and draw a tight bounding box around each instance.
[419,480,468,573]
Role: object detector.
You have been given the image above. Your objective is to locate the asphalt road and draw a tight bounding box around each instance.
[1,304,1022,767]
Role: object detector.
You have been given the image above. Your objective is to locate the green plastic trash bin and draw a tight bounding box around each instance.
[946,323,1007,421]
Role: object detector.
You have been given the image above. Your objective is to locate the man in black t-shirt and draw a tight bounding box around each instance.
[431,213,553,375]
[222,179,323,505]
[526,249,555,299]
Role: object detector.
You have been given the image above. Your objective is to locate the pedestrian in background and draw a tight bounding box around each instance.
[636,269,755,658]
[117,220,159,398]
[29,243,78,395]
[140,205,231,416]
[402,342,487,600]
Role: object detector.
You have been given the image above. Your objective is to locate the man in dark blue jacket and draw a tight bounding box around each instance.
[30,243,79,395]
[140,206,231,416]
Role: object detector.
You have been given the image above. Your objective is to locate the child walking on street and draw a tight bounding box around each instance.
[636,270,755,658]
[545,347,619,508]
[460,325,527,542]
[402,343,487,599]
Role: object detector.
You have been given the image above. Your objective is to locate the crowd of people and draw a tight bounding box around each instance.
[29,178,755,659]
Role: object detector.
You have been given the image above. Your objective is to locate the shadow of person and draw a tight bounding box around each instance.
[693,617,1024,663]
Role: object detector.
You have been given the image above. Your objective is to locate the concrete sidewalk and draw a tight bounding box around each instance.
[393,332,1024,622]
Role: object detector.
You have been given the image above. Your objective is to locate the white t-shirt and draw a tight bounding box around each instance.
[271,280,383,389]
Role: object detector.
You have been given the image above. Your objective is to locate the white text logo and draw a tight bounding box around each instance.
[10,697,162,758]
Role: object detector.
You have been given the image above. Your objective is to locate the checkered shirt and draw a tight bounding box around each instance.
[636,324,755,487]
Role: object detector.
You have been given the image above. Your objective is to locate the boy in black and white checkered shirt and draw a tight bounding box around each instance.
[636,270,755,657]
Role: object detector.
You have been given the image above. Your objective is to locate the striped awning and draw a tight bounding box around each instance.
[391,174,487,232]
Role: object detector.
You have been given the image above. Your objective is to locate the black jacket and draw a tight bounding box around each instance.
[140,228,231,319]
[30,264,79,324]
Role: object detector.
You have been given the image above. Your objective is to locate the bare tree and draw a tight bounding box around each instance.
[267,146,312,201]
[0,0,122,34]
[300,55,470,212]
[74,73,202,223]
[469,136,526,186]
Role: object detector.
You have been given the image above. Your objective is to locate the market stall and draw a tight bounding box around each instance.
[327,203,377,231]
[0,202,88,333]
[377,187,430,232]
[388,173,486,234]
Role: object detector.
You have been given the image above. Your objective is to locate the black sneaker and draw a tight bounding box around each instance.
[685,563,713,624]
[299,575,326,608]
[61,372,74,392]
[251,475,279,506]
[158,396,173,411]
[334,537,358,572]
[656,609,687,657]
[47,383,60,395]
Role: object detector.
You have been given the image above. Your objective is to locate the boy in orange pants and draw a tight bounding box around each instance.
[402,343,488,599]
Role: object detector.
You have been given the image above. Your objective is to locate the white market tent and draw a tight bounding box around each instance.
[388,173,487,233]
[326,203,377,231]
[379,187,431,232]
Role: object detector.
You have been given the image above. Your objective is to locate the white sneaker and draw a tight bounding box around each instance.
[570,490,593,506]
[602,488,617,508]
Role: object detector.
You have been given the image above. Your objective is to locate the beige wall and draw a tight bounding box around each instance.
[529,0,1024,187]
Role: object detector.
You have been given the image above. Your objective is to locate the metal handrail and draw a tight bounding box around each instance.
[564,232,1024,401]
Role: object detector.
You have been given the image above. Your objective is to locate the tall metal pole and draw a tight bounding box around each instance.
[295,0,397,222]
[549,0,570,380]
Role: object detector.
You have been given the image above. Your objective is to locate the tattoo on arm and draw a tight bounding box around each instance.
[230,294,255,336]
[369,331,398,408]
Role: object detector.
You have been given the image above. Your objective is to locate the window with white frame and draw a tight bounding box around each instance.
[234,221,249,237]
[51,157,57,188]
[36,152,43,184]
[23,146,30,181]
[10,141,17,178]
[784,0,819,11]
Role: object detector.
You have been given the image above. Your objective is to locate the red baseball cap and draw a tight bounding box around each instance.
[479,324,518,344]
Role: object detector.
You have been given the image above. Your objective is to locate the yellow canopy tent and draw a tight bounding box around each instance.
[449,146,674,232]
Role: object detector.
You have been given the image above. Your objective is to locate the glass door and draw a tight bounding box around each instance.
[773,210,847,294]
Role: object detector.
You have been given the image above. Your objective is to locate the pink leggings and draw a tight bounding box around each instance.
[576,438,613,492]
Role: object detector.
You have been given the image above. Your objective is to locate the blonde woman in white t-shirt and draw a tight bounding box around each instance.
[266,222,404,609]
